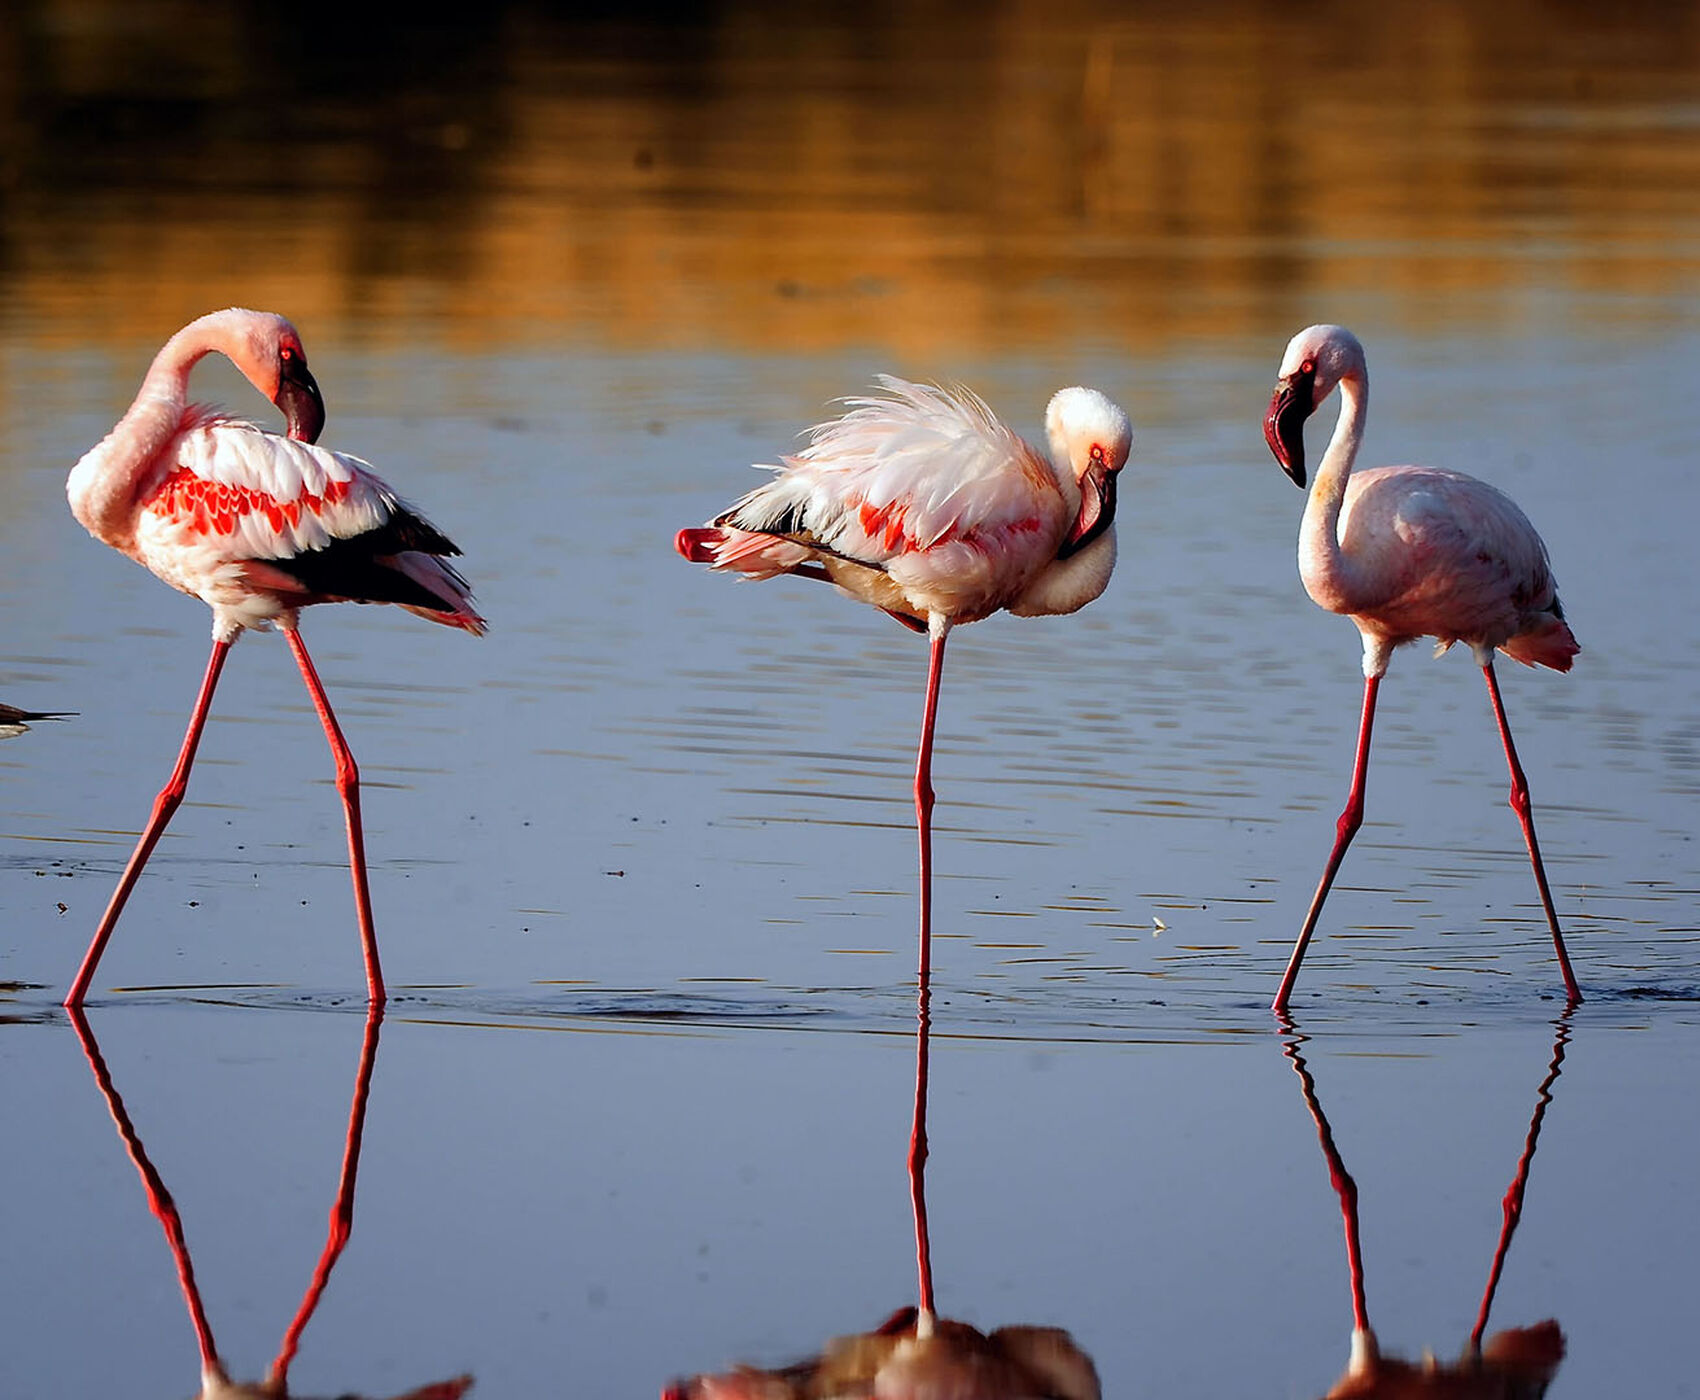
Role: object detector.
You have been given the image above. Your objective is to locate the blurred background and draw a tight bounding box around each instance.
[4,0,1698,352]
[3,3,1699,1398]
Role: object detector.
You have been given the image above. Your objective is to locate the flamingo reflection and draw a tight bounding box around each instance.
[1279,1016,1572,1399]
[662,974,1098,1400]
[68,1005,471,1400]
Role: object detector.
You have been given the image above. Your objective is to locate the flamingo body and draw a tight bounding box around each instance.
[1312,462,1576,676]
[678,375,1133,979]
[62,308,482,1008]
[678,376,1129,630]
[71,398,481,644]
[1263,324,1581,1009]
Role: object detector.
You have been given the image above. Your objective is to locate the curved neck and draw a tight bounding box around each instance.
[67,313,245,547]
[137,310,249,407]
[1298,372,1369,612]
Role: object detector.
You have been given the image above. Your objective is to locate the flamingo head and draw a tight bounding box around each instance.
[1264,323,1364,488]
[221,309,325,444]
[1046,387,1133,560]
[269,321,326,445]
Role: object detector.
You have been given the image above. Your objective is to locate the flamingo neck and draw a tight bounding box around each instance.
[1298,372,1371,621]
[137,312,235,403]
[67,313,247,549]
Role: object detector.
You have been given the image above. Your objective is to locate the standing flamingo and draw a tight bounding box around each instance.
[676,375,1132,977]
[64,308,484,1009]
[1262,324,1582,1011]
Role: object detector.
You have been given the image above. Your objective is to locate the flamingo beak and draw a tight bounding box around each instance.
[276,360,326,444]
[1056,462,1118,560]
[1264,370,1314,488]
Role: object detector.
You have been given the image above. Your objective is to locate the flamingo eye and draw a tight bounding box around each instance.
[1089,443,1106,466]
[280,345,298,364]
[1300,358,1316,375]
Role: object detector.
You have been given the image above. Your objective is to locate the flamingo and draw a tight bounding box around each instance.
[676,375,1133,977]
[1262,324,1582,1011]
[64,308,484,1009]
[0,703,73,739]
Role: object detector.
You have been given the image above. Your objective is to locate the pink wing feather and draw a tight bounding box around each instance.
[135,412,483,634]
[707,376,1061,571]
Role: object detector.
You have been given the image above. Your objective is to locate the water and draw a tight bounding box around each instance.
[3,3,1700,1396]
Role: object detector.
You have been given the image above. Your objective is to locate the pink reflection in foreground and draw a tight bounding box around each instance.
[69,1005,472,1400]
[662,969,1099,1400]
[1280,1013,1572,1399]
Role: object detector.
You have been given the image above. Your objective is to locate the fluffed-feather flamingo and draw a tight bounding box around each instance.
[1263,323,1582,1011]
[677,375,1133,978]
[64,308,484,1009]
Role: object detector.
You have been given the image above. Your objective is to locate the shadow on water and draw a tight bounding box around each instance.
[1278,1012,1572,1399]
[66,1003,472,1400]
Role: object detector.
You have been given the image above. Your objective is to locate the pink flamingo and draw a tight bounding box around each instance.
[676,375,1132,977]
[1263,324,1582,1011]
[64,308,484,1009]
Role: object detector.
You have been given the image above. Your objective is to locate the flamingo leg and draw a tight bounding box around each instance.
[268,1004,384,1389]
[64,639,232,1008]
[914,626,948,984]
[1274,674,1380,1012]
[283,628,385,1007]
[1482,662,1582,1005]
[908,969,936,1332]
[68,1006,224,1379]
[905,626,946,1334]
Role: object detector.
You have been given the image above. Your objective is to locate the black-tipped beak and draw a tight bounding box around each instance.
[276,360,326,444]
[1264,369,1314,488]
[1057,463,1118,560]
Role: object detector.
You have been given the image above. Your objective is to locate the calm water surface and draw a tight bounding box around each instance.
[2,4,1699,1397]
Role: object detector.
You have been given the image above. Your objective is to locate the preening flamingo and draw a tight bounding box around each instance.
[64,308,484,1009]
[0,703,73,739]
[676,375,1132,977]
[1263,324,1581,1011]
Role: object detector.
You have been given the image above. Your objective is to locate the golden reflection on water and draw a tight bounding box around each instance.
[2,0,1699,352]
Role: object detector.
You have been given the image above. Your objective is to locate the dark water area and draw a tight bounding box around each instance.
[3,3,1700,1396]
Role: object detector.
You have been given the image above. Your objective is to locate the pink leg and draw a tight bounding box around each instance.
[1482,663,1582,1005]
[269,1004,384,1388]
[906,628,946,1328]
[284,629,385,1006]
[914,629,946,984]
[65,640,232,1008]
[68,1005,223,1377]
[1274,675,1381,1012]
[908,971,936,1327]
